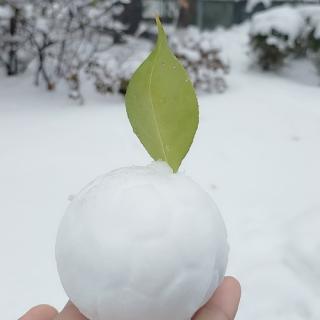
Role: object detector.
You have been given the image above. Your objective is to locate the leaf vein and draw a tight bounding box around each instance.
[147,40,168,163]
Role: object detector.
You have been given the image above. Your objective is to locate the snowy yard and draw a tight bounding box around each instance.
[1,24,320,319]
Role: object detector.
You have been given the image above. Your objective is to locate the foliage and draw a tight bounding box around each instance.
[301,6,320,73]
[125,18,199,173]
[86,27,229,96]
[0,1,228,101]
[85,38,151,95]
[249,5,320,72]
[169,27,229,93]
[250,32,300,70]
[0,3,32,75]
[0,0,136,102]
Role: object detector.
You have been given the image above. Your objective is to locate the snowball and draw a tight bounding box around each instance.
[56,162,228,320]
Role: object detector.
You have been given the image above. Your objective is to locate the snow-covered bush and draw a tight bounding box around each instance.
[0,4,33,76]
[249,6,305,70]
[299,5,320,72]
[86,27,229,96]
[169,27,229,93]
[26,0,133,93]
[86,38,151,95]
[308,31,320,73]
[249,4,320,73]
[1,1,228,99]
[246,0,272,14]
[0,0,136,100]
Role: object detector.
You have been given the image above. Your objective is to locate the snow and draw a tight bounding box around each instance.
[1,23,320,320]
[250,6,305,46]
[171,28,219,60]
[250,4,320,43]
[246,0,272,13]
[87,29,228,95]
[298,5,320,39]
[0,5,13,19]
[35,18,49,33]
[250,4,320,42]
[87,38,151,94]
[246,0,319,13]
[169,27,229,93]
[56,162,228,320]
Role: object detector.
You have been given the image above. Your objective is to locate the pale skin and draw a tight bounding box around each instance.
[19,277,241,320]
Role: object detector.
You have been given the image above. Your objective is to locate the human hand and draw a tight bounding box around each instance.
[19,276,240,320]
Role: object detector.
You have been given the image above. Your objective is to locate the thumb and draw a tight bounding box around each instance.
[54,301,87,320]
[193,277,241,320]
[19,305,58,320]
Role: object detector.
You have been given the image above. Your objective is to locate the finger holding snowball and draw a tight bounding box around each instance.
[19,277,240,320]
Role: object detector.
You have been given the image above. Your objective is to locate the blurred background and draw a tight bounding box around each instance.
[1,0,320,319]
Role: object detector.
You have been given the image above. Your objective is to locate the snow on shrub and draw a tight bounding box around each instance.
[299,5,320,40]
[246,0,272,14]
[86,38,151,95]
[87,28,229,95]
[0,5,13,19]
[249,6,305,69]
[0,0,136,98]
[169,27,229,93]
[250,4,320,72]
[0,4,33,76]
[299,5,320,72]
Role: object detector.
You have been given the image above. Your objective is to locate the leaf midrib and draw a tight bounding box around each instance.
[147,39,168,163]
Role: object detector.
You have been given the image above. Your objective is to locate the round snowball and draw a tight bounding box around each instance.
[56,162,228,320]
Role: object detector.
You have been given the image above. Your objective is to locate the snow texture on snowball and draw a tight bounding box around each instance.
[56,162,228,320]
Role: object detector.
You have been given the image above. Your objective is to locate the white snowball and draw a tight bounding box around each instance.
[56,162,228,320]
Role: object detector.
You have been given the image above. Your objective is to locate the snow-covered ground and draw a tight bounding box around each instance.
[1,24,320,319]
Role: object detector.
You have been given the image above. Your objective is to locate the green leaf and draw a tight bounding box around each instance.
[125,17,199,172]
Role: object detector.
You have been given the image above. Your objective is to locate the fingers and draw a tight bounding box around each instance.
[193,276,241,320]
[19,278,240,320]
[19,305,58,320]
[53,301,88,320]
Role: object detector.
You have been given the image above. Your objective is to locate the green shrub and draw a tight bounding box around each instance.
[250,4,320,73]
[250,32,294,70]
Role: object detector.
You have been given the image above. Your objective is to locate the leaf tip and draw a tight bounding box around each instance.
[125,14,199,174]
[155,15,161,27]
[155,16,166,41]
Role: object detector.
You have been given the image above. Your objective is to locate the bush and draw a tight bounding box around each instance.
[0,4,33,76]
[87,27,230,96]
[299,6,320,72]
[86,38,151,95]
[306,29,320,73]
[169,27,229,93]
[0,0,137,100]
[0,1,229,100]
[249,6,305,70]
